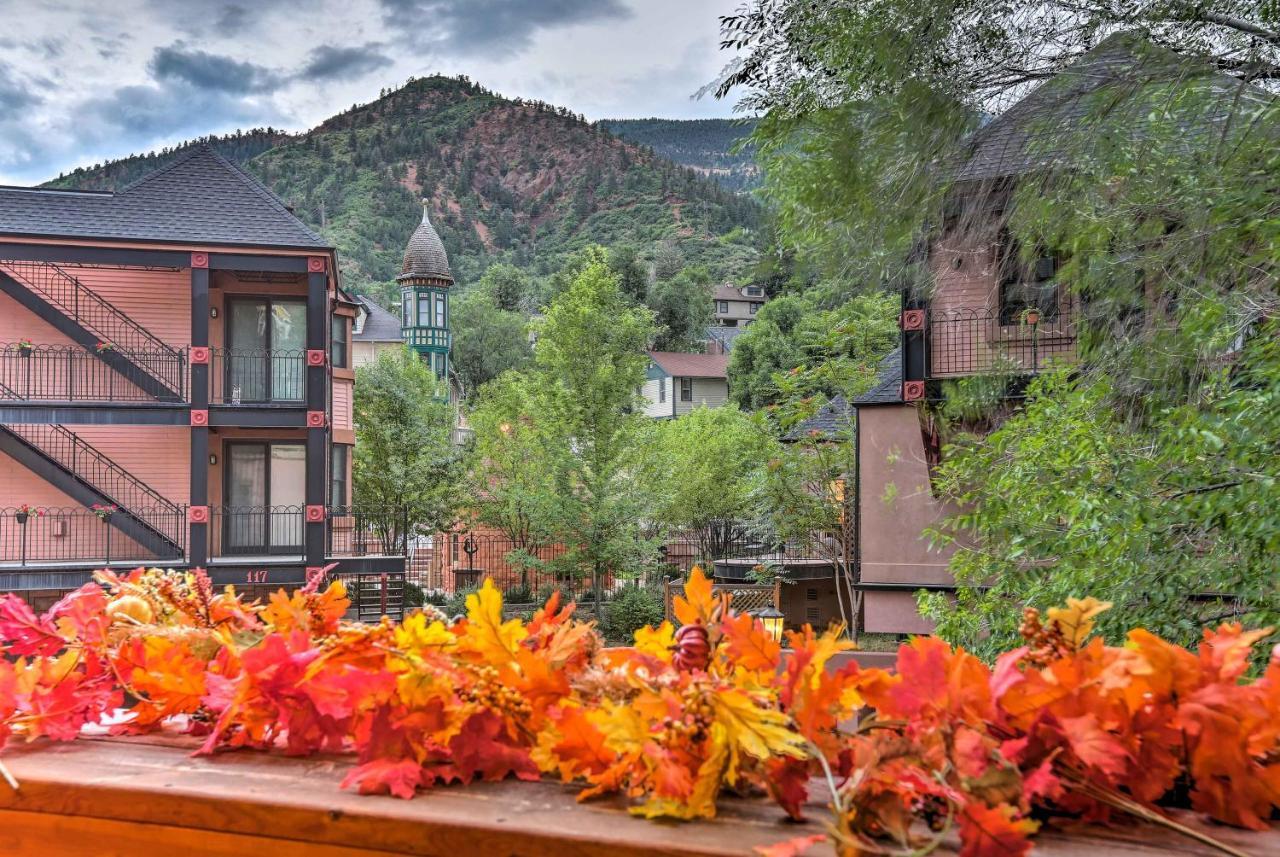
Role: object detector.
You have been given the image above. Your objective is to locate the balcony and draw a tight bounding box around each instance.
[210,348,306,405]
[927,304,1078,378]
[0,505,187,569]
[0,343,187,402]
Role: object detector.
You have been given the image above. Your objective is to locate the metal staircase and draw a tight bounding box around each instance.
[0,260,185,401]
[0,423,185,559]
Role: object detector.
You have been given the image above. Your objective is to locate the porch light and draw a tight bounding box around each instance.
[754,606,785,643]
[209,454,218,466]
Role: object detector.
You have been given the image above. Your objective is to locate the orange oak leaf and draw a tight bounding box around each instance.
[958,802,1038,857]
[672,566,722,627]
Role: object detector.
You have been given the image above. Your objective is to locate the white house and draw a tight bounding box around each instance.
[712,283,767,328]
[641,351,730,418]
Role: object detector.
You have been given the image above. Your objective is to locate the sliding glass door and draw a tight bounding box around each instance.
[226,299,306,403]
[224,442,306,554]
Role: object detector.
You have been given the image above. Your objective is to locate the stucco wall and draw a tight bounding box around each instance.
[857,403,956,634]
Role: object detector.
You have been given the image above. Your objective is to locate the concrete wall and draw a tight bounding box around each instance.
[857,403,956,635]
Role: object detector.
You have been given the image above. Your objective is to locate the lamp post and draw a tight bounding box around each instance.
[754,606,785,643]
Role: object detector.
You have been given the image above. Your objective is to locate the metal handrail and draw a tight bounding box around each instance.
[1,424,185,546]
[0,260,185,397]
[0,505,186,566]
[926,302,1079,377]
[210,347,306,404]
[0,343,187,402]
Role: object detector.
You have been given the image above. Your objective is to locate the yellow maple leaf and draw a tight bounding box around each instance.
[394,612,457,655]
[634,621,676,662]
[712,687,807,777]
[462,578,527,660]
[1047,597,1113,649]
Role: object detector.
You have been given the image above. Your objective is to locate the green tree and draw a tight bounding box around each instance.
[476,263,530,313]
[648,265,714,351]
[649,405,778,561]
[353,348,463,550]
[608,244,649,304]
[450,290,533,397]
[469,248,659,605]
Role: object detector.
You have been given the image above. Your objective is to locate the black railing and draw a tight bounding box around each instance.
[660,526,845,576]
[426,532,571,595]
[208,505,305,557]
[2,424,186,547]
[0,343,187,402]
[326,505,411,557]
[210,348,306,405]
[0,505,186,567]
[1,260,186,397]
[927,304,1078,377]
[326,570,407,623]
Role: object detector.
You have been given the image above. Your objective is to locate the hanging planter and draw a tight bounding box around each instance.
[14,504,41,524]
[1021,307,1041,326]
[17,339,33,357]
[91,503,117,521]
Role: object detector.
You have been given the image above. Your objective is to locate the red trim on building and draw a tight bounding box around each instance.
[305,505,326,523]
[306,349,326,367]
[188,506,209,524]
[190,409,209,426]
[189,346,210,365]
[306,410,327,428]
[900,309,925,331]
[190,252,209,269]
[307,256,327,273]
[902,381,925,401]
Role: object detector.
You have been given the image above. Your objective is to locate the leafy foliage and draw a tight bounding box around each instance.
[449,289,533,398]
[599,586,664,643]
[2,569,1278,856]
[353,348,463,544]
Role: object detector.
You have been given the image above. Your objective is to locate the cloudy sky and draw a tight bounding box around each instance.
[0,0,744,185]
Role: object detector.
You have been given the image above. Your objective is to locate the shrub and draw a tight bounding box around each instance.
[602,586,665,643]
[444,585,478,618]
[502,584,534,604]
[402,581,426,609]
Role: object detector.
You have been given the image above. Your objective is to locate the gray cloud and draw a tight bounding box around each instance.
[150,44,285,94]
[380,0,630,55]
[0,62,40,111]
[298,43,393,81]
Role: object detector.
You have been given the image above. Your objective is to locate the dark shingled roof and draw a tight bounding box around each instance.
[353,295,403,342]
[398,201,452,283]
[0,144,329,249]
[952,32,1276,183]
[853,348,903,405]
[787,394,852,441]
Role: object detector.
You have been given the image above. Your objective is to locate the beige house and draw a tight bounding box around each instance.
[351,295,405,368]
[712,283,766,328]
[641,351,729,419]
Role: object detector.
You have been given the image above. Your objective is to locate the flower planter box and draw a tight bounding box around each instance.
[0,734,1274,857]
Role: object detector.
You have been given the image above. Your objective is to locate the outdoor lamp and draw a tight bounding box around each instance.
[755,606,785,643]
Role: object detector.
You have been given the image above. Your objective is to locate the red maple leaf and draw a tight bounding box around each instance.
[341,758,425,799]
[754,834,826,857]
[445,710,540,785]
[0,594,65,656]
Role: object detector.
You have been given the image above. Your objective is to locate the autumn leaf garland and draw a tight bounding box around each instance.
[0,567,1278,857]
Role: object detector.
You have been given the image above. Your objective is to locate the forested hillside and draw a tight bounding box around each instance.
[47,77,762,301]
[599,118,758,191]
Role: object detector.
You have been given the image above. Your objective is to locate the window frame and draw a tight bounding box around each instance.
[680,377,693,402]
[330,314,349,369]
[997,231,1060,325]
[657,377,666,403]
[330,443,349,507]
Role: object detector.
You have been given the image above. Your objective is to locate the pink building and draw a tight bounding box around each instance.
[0,145,401,606]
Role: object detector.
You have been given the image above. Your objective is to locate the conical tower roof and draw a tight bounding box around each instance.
[398,199,452,284]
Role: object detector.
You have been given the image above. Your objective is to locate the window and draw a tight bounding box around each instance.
[402,293,412,326]
[418,292,431,327]
[997,231,1059,324]
[330,444,349,507]
[435,292,446,328]
[226,298,306,402]
[658,378,666,403]
[680,377,693,402]
[330,315,348,369]
[749,302,760,314]
[745,286,763,297]
[717,300,729,313]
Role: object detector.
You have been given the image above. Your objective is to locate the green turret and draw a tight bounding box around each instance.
[398,199,452,381]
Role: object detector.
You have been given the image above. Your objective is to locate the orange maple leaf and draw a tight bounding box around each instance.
[672,566,723,627]
[957,801,1038,857]
[720,610,781,672]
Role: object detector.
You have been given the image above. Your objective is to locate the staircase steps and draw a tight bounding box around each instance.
[0,260,185,401]
[0,423,185,559]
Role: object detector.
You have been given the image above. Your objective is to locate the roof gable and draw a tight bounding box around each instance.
[646,350,729,378]
[0,144,329,250]
[353,295,404,342]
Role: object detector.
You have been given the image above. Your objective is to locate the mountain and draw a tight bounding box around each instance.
[598,118,759,192]
[46,76,762,300]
